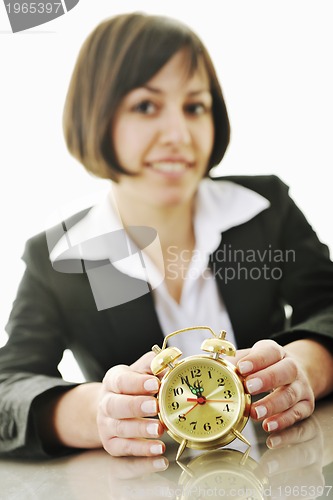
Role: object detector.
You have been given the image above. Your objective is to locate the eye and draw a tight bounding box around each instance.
[185,102,210,116]
[132,100,157,115]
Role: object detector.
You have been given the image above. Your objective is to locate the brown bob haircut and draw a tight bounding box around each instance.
[63,12,230,180]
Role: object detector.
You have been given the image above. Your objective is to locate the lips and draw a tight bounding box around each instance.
[150,162,189,173]
[146,159,194,174]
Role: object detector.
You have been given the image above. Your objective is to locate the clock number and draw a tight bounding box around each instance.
[178,414,186,422]
[173,387,184,396]
[217,378,225,386]
[190,368,201,378]
[171,401,179,410]
[203,422,211,431]
[223,404,231,412]
[190,421,197,430]
[224,390,232,399]
[180,375,189,385]
[208,370,212,379]
[215,415,224,425]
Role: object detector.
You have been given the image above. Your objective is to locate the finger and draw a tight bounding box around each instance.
[130,351,156,373]
[251,378,303,418]
[245,357,298,395]
[233,348,251,365]
[106,417,164,440]
[251,380,314,420]
[261,399,315,433]
[100,392,158,419]
[103,366,160,395]
[237,339,285,375]
[103,436,166,457]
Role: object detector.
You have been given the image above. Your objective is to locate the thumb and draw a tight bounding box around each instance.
[130,351,156,374]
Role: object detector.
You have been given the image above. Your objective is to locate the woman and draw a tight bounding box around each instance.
[1,13,333,460]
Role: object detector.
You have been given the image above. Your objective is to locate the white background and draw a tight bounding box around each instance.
[1,1,332,381]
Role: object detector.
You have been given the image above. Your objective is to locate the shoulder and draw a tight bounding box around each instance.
[23,207,91,271]
[212,174,289,198]
[211,174,291,212]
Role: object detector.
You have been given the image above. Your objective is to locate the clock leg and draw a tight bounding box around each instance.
[175,460,195,477]
[232,428,251,447]
[176,439,188,461]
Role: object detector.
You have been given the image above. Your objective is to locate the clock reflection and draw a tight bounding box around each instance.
[176,448,269,500]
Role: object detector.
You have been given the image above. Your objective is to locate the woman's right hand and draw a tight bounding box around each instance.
[97,351,166,457]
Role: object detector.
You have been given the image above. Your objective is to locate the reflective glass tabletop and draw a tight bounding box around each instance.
[0,398,332,499]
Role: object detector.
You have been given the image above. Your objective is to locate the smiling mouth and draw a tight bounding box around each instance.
[148,162,192,173]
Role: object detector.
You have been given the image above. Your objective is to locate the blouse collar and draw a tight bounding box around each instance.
[49,178,270,286]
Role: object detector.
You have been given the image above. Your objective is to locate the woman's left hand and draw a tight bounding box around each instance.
[236,339,315,432]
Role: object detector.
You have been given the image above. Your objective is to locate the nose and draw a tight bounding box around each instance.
[158,107,191,146]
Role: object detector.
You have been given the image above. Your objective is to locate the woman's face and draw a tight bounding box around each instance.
[111,49,214,209]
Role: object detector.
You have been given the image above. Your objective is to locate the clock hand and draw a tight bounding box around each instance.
[192,380,205,404]
[184,378,197,394]
[182,378,204,397]
[187,398,234,403]
[183,402,200,416]
[182,378,197,394]
[187,396,206,405]
[206,399,234,403]
[182,388,207,416]
[193,379,205,396]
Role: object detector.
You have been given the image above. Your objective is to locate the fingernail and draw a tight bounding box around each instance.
[238,361,253,374]
[144,378,159,392]
[141,399,157,414]
[268,435,282,448]
[246,377,263,394]
[255,405,267,419]
[147,423,160,436]
[153,458,168,470]
[150,444,163,455]
[267,420,279,432]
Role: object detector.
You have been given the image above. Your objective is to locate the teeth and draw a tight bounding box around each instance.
[150,162,187,173]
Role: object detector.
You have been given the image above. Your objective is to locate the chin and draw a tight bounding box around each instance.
[155,191,194,208]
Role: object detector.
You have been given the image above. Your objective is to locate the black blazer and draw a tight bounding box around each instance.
[1,175,333,456]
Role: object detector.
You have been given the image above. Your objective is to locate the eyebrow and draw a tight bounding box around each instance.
[143,85,211,97]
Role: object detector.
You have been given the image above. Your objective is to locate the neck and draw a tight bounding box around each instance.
[111,186,196,253]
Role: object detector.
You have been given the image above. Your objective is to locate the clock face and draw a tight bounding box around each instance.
[159,356,248,444]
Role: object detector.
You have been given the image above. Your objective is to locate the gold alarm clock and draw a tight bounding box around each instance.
[151,327,251,460]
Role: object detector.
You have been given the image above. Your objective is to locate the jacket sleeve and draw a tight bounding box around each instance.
[268,177,333,347]
[0,236,79,457]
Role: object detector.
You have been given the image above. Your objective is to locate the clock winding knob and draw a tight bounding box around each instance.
[201,330,236,357]
[151,345,183,375]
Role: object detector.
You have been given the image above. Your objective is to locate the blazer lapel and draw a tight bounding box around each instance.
[210,216,281,349]
[103,286,165,366]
